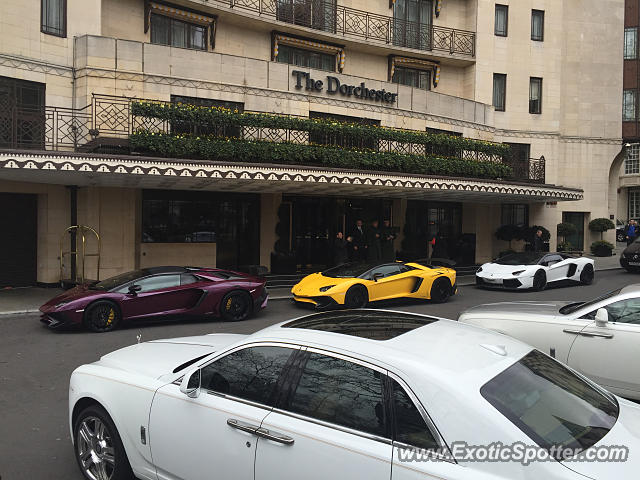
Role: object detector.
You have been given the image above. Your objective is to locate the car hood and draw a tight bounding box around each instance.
[460,301,574,319]
[479,263,535,275]
[40,285,102,310]
[291,272,351,295]
[561,398,640,479]
[95,333,247,380]
[623,241,640,255]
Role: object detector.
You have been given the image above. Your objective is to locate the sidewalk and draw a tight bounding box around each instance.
[0,250,625,315]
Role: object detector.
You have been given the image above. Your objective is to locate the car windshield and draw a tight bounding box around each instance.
[494,252,546,265]
[322,263,374,278]
[481,350,618,457]
[559,288,622,315]
[90,270,149,290]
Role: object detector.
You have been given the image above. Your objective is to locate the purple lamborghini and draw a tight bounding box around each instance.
[40,266,268,332]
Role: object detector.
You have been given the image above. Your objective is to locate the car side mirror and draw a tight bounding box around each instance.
[373,273,384,282]
[128,284,142,295]
[179,368,201,398]
[595,308,609,328]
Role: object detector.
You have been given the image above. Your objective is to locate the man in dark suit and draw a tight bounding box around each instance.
[349,219,367,261]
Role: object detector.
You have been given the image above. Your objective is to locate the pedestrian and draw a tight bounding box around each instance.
[431,232,449,259]
[349,219,367,261]
[627,219,638,245]
[381,219,396,262]
[333,231,348,265]
[533,229,545,252]
[366,219,382,263]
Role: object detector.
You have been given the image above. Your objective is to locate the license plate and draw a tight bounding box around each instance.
[629,262,640,266]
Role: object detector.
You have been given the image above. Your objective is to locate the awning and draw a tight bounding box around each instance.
[144,1,217,47]
[390,55,441,88]
[0,151,583,203]
[273,34,345,72]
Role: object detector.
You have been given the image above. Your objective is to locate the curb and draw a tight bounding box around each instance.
[0,309,40,316]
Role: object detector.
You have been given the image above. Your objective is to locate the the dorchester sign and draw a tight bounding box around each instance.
[292,70,398,104]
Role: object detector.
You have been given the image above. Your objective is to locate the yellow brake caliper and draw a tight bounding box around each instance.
[106,308,114,326]
[226,297,233,311]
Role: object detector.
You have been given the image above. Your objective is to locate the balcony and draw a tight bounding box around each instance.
[209,0,475,57]
[0,94,545,183]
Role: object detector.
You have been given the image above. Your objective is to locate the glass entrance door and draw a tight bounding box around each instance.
[562,212,585,251]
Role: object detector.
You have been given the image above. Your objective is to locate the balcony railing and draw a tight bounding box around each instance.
[212,0,475,57]
[0,94,545,183]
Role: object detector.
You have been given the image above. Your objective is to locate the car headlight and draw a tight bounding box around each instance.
[512,270,525,276]
[476,267,483,273]
[54,301,71,308]
[319,285,336,292]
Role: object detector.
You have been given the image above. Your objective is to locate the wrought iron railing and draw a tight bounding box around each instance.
[0,94,544,183]
[212,0,475,57]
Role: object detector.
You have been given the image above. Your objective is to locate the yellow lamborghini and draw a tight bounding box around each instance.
[291,261,457,309]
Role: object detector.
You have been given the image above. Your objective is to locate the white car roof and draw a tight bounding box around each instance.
[620,283,640,295]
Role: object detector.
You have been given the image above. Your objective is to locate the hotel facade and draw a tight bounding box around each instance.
[0,0,625,286]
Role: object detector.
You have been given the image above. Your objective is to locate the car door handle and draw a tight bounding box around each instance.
[227,418,260,435]
[563,329,613,339]
[255,427,295,445]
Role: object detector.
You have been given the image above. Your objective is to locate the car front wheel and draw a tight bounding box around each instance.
[220,291,252,322]
[532,270,547,291]
[344,285,369,308]
[84,301,121,333]
[74,404,134,480]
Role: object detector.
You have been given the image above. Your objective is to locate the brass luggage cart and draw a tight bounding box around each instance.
[59,225,101,287]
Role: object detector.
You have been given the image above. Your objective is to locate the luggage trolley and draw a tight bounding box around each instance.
[59,225,101,288]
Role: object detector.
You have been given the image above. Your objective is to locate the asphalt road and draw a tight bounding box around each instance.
[0,268,638,480]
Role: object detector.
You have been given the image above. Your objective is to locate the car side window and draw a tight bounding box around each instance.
[370,265,402,279]
[180,273,199,285]
[127,274,181,293]
[200,346,295,406]
[285,352,387,437]
[601,299,640,324]
[542,254,562,266]
[392,380,439,450]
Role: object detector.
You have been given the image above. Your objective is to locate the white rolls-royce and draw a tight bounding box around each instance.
[69,310,638,480]
[475,252,595,290]
[459,284,640,400]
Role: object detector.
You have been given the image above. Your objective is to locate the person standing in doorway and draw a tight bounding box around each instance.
[381,219,396,262]
[366,219,382,263]
[533,229,545,252]
[626,219,638,245]
[332,232,348,265]
[349,219,367,261]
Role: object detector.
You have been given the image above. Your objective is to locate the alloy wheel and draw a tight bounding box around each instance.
[76,416,116,480]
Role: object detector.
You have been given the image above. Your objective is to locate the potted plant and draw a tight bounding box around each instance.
[588,218,615,256]
[495,224,523,251]
[557,222,577,252]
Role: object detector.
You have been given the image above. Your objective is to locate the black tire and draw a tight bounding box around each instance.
[532,270,547,291]
[430,277,452,303]
[344,285,369,308]
[580,264,594,285]
[73,404,135,480]
[220,291,252,322]
[84,301,121,333]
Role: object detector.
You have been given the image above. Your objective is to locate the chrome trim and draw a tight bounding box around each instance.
[227,418,261,435]
[269,407,393,446]
[563,328,613,339]
[207,390,274,412]
[563,328,585,335]
[255,427,295,445]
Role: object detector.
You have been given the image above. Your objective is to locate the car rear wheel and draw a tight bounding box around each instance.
[430,278,452,303]
[220,291,252,322]
[532,270,547,291]
[84,301,120,333]
[73,404,134,480]
[344,285,368,308]
[580,264,594,285]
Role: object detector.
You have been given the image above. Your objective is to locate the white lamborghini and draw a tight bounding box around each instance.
[475,252,595,290]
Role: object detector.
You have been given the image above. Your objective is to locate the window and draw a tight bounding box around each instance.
[624,89,637,121]
[124,274,181,293]
[582,298,640,325]
[286,352,387,437]
[506,142,531,162]
[0,76,46,150]
[481,349,619,455]
[625,28,638,59]
[201,346,295,405]
[393,0,433,49]
[309,112,380,149]
[151,13,207,50]
[368,264,402,279]
[392,66,431,91]
[494,4,508,37]
[501,204,529,227]
[276,44,335,71]
[493,73,507,111]
[630,190,640,219]
[529,77,542,114]
[180,273,199,285]
[170,95,244,137]
[625,144,640,175]
[531,10,544,41]
[41,0,66,37]
[276,0,337,32]
[392,380,438,450]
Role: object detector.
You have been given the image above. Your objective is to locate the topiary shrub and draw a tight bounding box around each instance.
[590,240,614,257]
[495,224,523,250]
[557,222,577,245]
[588,218,615,241]
[557,241,574,252]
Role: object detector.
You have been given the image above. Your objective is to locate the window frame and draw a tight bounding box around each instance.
[624,89,637,122]
[531,9,544,42]
[529,77,543,114]
[625,144,640,175]
[150,12,208,51]
[392,65,432,91]
[625,27,638,60]
[493,73,507,112]
[494,4,508,37]
[41,0,67,38]
[275,43,336,72]
[501,204,529,227]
